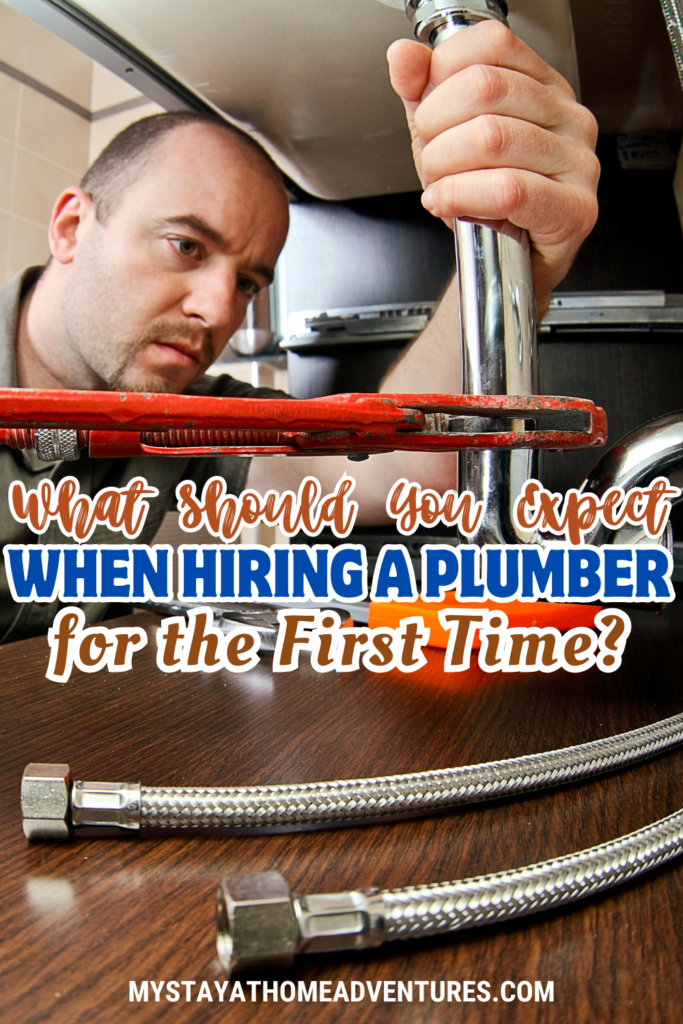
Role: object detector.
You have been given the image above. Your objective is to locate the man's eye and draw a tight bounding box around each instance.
[237,277,259,297]
[170,238,201,258]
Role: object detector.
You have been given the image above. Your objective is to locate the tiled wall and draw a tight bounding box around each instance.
[88,63,162,168]
[0,2,162,284]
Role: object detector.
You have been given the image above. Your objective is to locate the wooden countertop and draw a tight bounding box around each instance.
[1,601,683,1023]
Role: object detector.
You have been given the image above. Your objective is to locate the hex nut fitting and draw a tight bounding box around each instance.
[21,763,71,841]
[216,872,298,975]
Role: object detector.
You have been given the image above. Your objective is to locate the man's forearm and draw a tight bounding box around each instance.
[379,274,462,395]
[246,278,463,520]
[247,19,599,522]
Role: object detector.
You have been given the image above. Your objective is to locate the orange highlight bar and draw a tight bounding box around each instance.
[369,594,601,650]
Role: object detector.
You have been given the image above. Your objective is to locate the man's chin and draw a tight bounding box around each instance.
[109,365,204,395]
[100,336,214,394]
[107,373,178,394]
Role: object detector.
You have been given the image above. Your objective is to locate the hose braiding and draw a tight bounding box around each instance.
[661,1,683,91]
[141,712,683,829]
[380,807,683,939]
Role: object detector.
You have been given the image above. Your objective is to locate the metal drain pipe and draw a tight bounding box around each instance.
[582,411,683,548]
[405,0,538,545]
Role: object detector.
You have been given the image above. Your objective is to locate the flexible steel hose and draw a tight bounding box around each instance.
[379,805,683,939]
[218,801,683,969]
[661,1,683,90]
[141,711,683,830]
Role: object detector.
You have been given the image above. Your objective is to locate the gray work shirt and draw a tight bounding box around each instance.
[0,268,285,643]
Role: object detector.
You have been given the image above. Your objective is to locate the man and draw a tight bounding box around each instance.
[1,22,599,642]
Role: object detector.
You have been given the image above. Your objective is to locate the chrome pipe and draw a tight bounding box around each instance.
[405,1,538,544]
[582,411,683,547]
[455,220,538,543]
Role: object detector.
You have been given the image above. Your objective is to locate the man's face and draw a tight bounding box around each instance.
[61,123,289,393]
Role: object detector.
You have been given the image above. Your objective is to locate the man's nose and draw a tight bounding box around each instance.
[182,269,239,332]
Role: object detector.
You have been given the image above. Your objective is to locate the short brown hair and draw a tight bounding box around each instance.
[81,110,284,220]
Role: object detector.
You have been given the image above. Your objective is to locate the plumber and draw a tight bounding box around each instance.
[0,21,600,642]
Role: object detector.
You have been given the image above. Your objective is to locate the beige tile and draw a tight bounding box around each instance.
[0,71,19,142]
[0,137,13,213]
[12,149,76,224]
[91,63,142,112]
[19,88,89,175]
[0,5,92,109]
[6,215,49,279]
[88,101,164,164]
[0,210,9,284]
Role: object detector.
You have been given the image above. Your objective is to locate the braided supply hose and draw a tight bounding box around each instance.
[661,0,683,90]
[142,712,683,831]
[380,807,683,939]
[217,803,683,974]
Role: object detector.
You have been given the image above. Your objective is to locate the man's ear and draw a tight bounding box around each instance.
[48,186,95,264]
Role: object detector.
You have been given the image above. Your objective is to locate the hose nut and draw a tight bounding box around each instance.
[21,762,71,841]
[216,872,298,975]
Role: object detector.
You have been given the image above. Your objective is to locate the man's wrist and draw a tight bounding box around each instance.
[536,294,551,321]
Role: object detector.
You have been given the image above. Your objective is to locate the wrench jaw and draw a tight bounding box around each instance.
[21,763,71,841]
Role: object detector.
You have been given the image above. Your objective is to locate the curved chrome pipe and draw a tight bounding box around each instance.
[581,411,683,547]
[406,0,538,545]
[406,5,681,551]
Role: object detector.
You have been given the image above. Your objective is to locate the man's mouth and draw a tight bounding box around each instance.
[149,339,204,368]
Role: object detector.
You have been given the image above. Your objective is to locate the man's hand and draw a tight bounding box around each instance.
[247,23,600,516]
[387,21,599,316]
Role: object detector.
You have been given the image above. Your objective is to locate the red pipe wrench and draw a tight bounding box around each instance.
[0,388,606,459]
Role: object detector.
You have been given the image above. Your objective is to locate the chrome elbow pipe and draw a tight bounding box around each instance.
[581,412,683,548]
[406,3,680,554]
[406,1,538,545]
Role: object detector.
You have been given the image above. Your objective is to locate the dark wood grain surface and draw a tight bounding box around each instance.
[2,601,683,1024]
